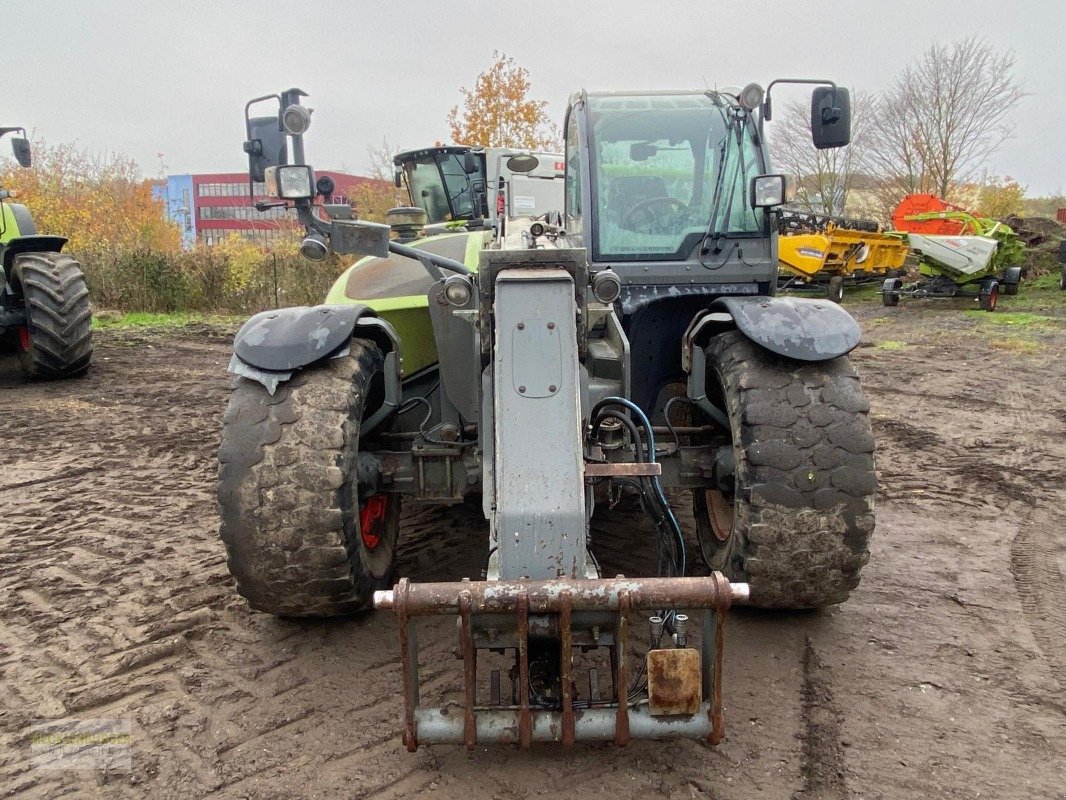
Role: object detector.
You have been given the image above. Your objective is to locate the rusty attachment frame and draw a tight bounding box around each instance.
[376,573,747,750]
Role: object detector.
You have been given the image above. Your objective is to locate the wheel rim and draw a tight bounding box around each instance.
[702,489,734,542]
[359,494,390,550]
[17,326,30,352]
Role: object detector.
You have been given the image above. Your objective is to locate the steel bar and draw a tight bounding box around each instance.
[559,591,575,746]
[409,703,717,745]
[517,593,532,749]
[397,581,419,752]
[614,590,630,746]
[375,574,747,616]
[710,608,726,745]
[584,462,663,477]
[459,592,477,751]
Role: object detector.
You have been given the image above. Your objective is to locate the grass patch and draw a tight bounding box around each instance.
[989,337,1042,354]
[93,311,244,330]
[876,340,908,351]
[962,310,1059,329]
[996,272,1066,314]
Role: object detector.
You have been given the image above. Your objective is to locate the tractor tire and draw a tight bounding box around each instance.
[692,331,875,608]
[13,252,93,379]
[827,275,844,304]
[217,340,400,617]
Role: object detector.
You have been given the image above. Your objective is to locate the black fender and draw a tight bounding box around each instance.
[3,234,69,271]
[229,305,403,426]
[708,295,861,361]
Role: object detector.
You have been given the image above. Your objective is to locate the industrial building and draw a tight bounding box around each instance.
[152,170,376,248]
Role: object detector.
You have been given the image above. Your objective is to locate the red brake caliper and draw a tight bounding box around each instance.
[359,494,389,550]
[17,327,30,352]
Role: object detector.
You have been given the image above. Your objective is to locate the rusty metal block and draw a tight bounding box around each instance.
[647,648,701,716]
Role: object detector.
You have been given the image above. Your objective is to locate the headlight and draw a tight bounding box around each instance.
[265,165,314,200]
[591,269,621,304]
[281,104,312,135]
[739,82,764,111]
[299,233,329,261]
[750,174,786,208]
[443,275,473,307]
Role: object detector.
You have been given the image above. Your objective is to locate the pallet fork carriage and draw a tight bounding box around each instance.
[220,80,876,749]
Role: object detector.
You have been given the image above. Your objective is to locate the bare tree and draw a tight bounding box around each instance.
[771,91,873,217]
[866,36,1026,208]
[365,136,396,182]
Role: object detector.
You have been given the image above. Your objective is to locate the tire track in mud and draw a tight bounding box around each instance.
[1010,507,1066,709]
[796,636,848,800]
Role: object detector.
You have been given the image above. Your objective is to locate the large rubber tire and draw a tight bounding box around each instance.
[692,331,876,608]
[217,340,400,616]
[13,252,92,379]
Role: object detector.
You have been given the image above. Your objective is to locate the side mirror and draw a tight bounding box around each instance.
[329,219,391,257]
[811,87,851,149]
[11,137,31,168]
[463,152,479,175]
[394,169,403,188]
[243,115,287,182]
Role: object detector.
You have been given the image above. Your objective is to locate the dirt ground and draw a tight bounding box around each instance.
[0,302,1063,800]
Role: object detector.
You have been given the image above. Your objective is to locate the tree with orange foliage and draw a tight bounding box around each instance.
[1,140,181,256]
[977,176,1026,219]
[447,52,560,151]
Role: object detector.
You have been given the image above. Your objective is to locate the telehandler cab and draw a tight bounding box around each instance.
[219,82,875,749]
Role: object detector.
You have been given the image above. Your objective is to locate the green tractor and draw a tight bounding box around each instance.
[0,128,92,378]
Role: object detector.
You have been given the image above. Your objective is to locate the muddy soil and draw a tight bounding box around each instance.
[0,304,1063,800]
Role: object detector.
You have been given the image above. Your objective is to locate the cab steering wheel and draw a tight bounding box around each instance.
[621,196,685,230]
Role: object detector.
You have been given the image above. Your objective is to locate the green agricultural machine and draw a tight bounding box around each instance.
[391,143,563,234]
[0,127,92,378]
[219,83,875,749]
[882,194,1024,312]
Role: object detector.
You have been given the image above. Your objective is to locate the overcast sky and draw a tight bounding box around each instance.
[6,0,1064,195]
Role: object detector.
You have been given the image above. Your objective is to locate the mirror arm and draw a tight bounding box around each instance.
[389,241,471,277]
[244,94,280,139]
[763,78,837,120]
[295,204,331,238]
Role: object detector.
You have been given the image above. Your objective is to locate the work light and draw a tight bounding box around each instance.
[265,165,314,200]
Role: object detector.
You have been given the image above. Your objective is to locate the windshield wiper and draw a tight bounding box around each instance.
[700,103,746,261]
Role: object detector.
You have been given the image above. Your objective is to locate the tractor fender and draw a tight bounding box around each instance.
[229,304,402,404]
[3,234,69,271]
[708,295,861,361]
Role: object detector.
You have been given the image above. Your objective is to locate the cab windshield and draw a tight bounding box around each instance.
[588,93,764,261]
[402,151,485,223]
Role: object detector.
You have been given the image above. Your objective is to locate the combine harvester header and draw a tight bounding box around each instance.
[882,194,1023,311]
[778,211,909,303]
